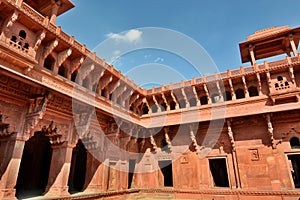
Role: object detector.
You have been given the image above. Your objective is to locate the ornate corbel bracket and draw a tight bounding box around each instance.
[4,11,19,35]
[163,126,172,151]
[149,129,158,153]
[0,112,14,137]
[264,113,280,149]
[188,124,200,153]
[226,119,236,152]
[43,121,65,145]
[24,92,51,139]
[34,30,46,51]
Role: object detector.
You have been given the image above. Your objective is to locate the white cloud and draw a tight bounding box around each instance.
[106,29,143,43]
[154,57,164,63]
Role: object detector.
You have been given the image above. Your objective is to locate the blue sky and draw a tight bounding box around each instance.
[57,0,300,88]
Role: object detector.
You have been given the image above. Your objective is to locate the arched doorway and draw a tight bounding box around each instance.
[15,132,52,199]
[68,139,87,193]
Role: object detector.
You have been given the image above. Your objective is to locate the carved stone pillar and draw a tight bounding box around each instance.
[289,34,299,57]
[50,0,61,24]
[249,44,256,65]
[44,142,74,196]
[84,150,104,193]
[0,136,26,200]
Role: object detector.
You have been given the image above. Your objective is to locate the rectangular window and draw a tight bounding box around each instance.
[209,158,230,187]
[158,160,173,187]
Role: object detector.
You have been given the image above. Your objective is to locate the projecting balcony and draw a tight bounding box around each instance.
[0,33,37,72]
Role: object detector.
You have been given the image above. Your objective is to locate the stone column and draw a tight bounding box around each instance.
[44,143,74,196]
[50,0,61,24]
[0,136,26,200]
[249,44,256,65]
[289,34,299,57]
[83,151,104,193]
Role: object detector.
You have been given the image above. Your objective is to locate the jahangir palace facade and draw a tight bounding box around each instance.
[1,0,300,199]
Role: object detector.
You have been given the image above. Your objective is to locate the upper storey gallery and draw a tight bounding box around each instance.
[0,0,300,121]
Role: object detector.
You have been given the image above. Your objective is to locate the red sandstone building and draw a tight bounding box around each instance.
[1,0,300,199]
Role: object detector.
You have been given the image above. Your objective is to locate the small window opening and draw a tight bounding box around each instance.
[71,71,78,82]
[24,43,29,49]
[43,55,55,71]
[19,30,26,39]
[11,35,17,43]
[142,104,149,115]
[200,96,208,105]
[285,82,289,86]
[224,91,232,101]
[290,137,300,149]
[58,65,66,78]
[158,160,173,187]
[209,158,230,187]
[248,86,259,97]
[277,76,283,81]
[235,89,245,99]
[170,101,176,110]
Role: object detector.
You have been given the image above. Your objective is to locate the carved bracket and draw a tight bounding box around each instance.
[43,121,65,145]
[4,11,19,35]
[149,129,158,153]
[226,119,236,152]
[0,112,14,137]
[188,124,200,152]
[24,92,50,139]
[264,113,280,149]
[163,127,172,151]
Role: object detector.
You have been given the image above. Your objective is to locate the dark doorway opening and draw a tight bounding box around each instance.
[158,160,173,187]
[15,132,52,199]
[68,140,87,193]
[128,159,136,189]
[288,154,300,188]
[209,158,230,187]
